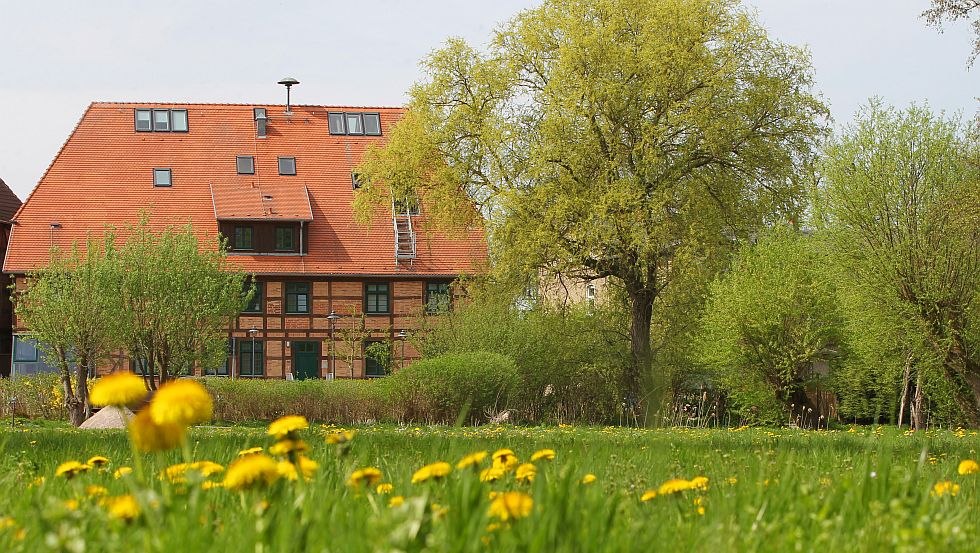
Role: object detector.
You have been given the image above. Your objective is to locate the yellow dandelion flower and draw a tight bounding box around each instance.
[278,456,319,481]
[0,516,15,529]
[480,466,506,482]
[726,476,738,485]
[657,478,693,495]
[238,447,263,456]
[267,415,309,440]
[86,485,108,497]
[640,490,658,502]
[376,482,394,494]
[102,495,140,521]
[30,476,45,488]
[530,449,555,462]
[488,491,533,521]
[128,409,185,453]
[325,429,355,444]
[931,481,960,497]
[348,467,383,488]
[694,496,706,516]
[201,480,223,490]
[269,439,308,457]
[63,499,80,511]
[456,451,488,470]
[86,456,110,468]
[958,459,979,475]
[222,454,280,491]
[90,372,147,407]
[277,460,299,481]
[689,476,709,491]
[388,495,405,507]
[114,467,133,479]
[412,462,451,484]
[491,448,517,467]
[55,460,90,479]
[581,473,597,485]
[148,379,213,427]
[515,463,537,483]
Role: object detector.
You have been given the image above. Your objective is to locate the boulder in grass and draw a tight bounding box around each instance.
[79,406,134,430]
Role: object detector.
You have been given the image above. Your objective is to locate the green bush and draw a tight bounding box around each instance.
[203,378,389,424]
[383,352,518,424]
[0,373,67,421]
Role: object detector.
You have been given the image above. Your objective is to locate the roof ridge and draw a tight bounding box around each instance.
[90,101,405,110]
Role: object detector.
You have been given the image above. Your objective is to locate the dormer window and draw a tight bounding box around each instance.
[135,108,188,133]
[278,157,296,176]
[153,168,172,187]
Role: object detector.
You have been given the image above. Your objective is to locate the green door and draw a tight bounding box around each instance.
[292,341,320,380]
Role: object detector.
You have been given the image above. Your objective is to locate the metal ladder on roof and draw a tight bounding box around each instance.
[392,199,416,266]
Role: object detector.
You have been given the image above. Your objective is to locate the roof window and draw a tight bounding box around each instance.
[135,108,188,133]
[153,168,172,187]
[351,172,362,190]
[278,157,296,176]
[328,111,381,136]
[237,156,255,175]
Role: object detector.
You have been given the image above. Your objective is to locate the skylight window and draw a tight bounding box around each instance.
[171,110,188,132]
[135,110,152,131]
[153,168,172,187]
[237,156,255,175]
[346,113,363,135]
[328,111,382,136]
[363,113,381,135]
[278,157,296,176]
[135,108,188,133]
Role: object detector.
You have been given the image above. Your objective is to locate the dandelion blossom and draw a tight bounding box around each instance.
[515,463,537,483]
[376,483,394,494]
[129,409,185,453]
[223,454,280,491]
[480,466,506,482]
[86,456,110,468]
[412,462,451,484]
[457,451,488,470]
[488,491,533,521]
[689,476,709,490]
[90,372,147,407]
[581,474,597,485]
[530,449,556,462]
[267,415,309,440]
[640,490,658,502]
[388,495,405,507]
[149,379,213,427]
[325,429,356,444]
[491,449,518,471]
[931,481,960,497]
[657,478,693,495]
[238,447,263,457]
[269,439,308,457]
[958,459,979,475]
[348,467,383,488]
[102,495,140,521]
[85,485,108,497]
[55,461,90,479]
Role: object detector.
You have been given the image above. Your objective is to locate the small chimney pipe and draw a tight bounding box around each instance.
[277,77,300,114]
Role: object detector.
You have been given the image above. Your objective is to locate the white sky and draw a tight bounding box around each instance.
[0,0,977,201]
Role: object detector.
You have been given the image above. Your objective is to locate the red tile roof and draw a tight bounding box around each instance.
[0,178,21,222]
[211,182,313,221]
[3,102,487,276]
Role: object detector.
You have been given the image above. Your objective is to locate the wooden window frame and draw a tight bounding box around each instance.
[364,282,391,315]
[285,282,311,314]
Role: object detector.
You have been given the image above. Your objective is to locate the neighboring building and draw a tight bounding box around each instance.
[3,102,487,379]
[0,177,23,377]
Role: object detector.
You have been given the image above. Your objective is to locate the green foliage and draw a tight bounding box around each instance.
[0,373,66,421]
[356,0,828,419]
[364,340,395,376]
[383,352,519,424]
[204,378,388,424]
[815,102,980,425]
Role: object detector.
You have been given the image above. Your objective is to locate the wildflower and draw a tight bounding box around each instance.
[727,476,738,485]
[480,466,506,482]
[640,490,658,502]
[102,495,140,521]
[693,496,706,516]
[222,454,280,491]
[530,449,555,462]
[86,485,109,497]
[55,460,90,479]
[163,461,224,483]
[488,491,533,521]
[30,476,45,488]
[278,456,319,481]
[430,502,449,520]
[129,409,185,453]
[149,379,213,427]
[114,467,133,479]
[348,467,383,488]
[657,478,693,495]
[388,495,405,507]
[412,462,452,484]
[931,481,960,497]
[238,447,263,456]
[277,461,298,481]
[581,474,597,485]
[376,483,394,494]
[90,372,147,407]
[0,516,14,529]
[267,415,309,440]
[325,429,355,444]
[201,481,223,490]
[457,451,488,469]
[63,499,80,511]
[958,459,979,475]
[269,439,308,457]
[515,463,537,483]
[491,449,518,471]
[86,456,110,468]
[689,476,709,491]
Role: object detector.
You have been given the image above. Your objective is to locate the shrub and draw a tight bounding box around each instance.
[383,352,518,424]
[0,373,67,420]
[203,378,389,425]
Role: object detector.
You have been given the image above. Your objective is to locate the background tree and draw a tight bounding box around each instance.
[923,0,980,65]
[118,220,248,389]
[697,227,844,425]
[356,0,827,423]
[815,102,980,425]
[14,239,123,426]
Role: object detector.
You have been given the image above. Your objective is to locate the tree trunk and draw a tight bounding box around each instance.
[626,283,663,426]
[911,372,924,430]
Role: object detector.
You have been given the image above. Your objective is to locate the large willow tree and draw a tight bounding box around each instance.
[357,0,826,422]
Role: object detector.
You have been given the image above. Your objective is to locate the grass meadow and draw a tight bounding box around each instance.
[0,423,977,552]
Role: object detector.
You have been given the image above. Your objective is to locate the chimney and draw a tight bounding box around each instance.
[277,77,300,114]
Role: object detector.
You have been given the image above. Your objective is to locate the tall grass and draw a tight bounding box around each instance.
[0,425,976,551]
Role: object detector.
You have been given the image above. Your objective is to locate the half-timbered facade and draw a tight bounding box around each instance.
[2,102,487,378]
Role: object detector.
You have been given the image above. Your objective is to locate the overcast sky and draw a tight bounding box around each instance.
[0,0,977,201]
